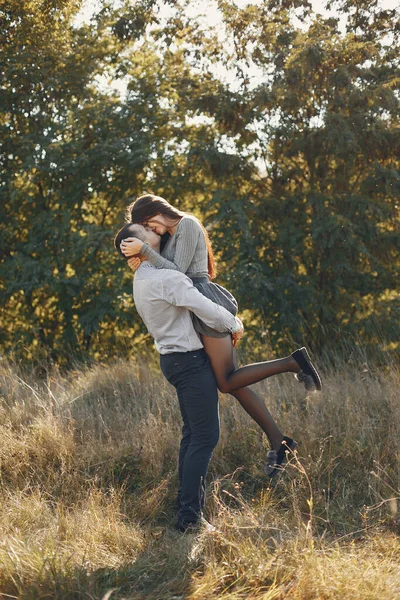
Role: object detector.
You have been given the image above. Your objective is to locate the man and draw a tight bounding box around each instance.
[115,223,244,532]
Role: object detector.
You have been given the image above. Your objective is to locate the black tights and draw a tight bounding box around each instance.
[201,335,299,451]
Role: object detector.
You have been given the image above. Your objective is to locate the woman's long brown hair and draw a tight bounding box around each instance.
[126,194,217,279]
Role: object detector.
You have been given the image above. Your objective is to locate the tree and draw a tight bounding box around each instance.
[0,0,152,361]
[1,0,398,363]
[192,0,400,354]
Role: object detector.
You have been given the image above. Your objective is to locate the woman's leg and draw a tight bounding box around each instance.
[202,335,300,393]
[202,335,293,451]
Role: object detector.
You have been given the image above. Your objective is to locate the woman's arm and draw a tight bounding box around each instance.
[140,217,202,273]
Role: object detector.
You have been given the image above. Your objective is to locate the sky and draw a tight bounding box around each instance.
[74,0,399,97]
[72,0,398,172]
[75,0,399,28]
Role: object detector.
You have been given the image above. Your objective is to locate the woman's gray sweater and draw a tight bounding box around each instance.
[139,215,209,278]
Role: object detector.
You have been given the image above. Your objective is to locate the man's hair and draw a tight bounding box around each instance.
[114,223,146,259]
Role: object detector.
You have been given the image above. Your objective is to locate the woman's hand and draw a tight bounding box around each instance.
[120,237,144,257]
[127,256,141,272]
[232,317,244,347]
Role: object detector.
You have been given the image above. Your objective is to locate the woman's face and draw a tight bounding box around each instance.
[144,214,169,236]
[127,223,160,246]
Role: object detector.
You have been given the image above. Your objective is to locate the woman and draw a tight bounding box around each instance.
[120,194,322,476]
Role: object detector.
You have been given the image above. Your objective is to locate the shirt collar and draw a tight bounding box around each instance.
[137,261,157,270]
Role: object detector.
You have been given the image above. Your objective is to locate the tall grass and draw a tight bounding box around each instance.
[0,350,399,599]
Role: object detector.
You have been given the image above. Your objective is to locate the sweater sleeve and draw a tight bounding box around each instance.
[139,217,201,273]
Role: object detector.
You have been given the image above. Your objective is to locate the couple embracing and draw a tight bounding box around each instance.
[115,194,322,533]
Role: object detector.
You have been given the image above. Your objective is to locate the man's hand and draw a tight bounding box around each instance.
[232,317,244,347]
[120,237,144,257]
[127,256,141,272]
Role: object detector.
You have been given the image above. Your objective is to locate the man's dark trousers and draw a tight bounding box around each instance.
[160,349,219,528]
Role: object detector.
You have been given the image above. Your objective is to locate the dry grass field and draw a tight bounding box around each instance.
[0,349,399,599]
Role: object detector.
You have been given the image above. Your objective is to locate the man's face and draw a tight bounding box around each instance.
[133,224,160,247]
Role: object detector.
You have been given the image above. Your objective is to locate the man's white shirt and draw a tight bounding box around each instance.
[133,262,242,354]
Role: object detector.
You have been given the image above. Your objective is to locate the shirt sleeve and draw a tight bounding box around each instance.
[162,271,241,334]
[139,217,201,273]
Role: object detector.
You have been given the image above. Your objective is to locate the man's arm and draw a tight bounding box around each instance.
[162,271,243,334]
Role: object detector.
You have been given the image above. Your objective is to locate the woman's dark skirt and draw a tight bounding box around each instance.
[191,277,238,338]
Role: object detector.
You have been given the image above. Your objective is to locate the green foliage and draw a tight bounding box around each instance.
[0,0,399,363]
[0,0,153,361]
[204,0,400,353]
